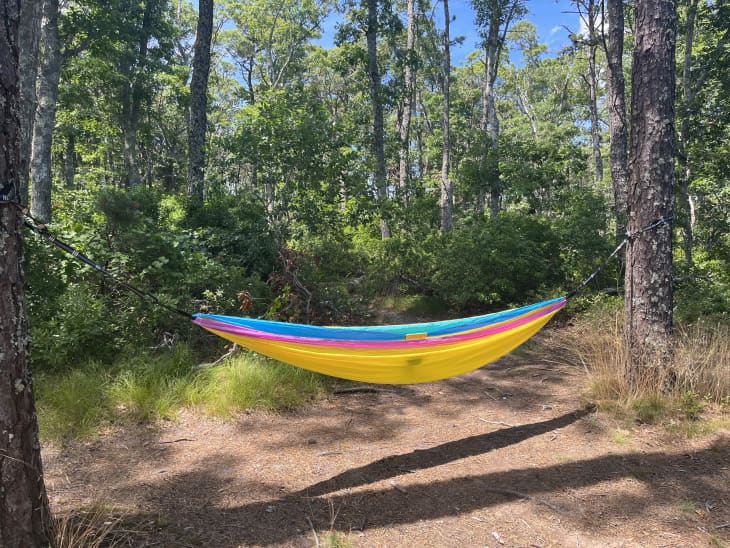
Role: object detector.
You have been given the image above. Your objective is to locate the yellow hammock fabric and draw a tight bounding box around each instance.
[193,297,566,384]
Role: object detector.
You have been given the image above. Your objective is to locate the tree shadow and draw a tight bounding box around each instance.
[128,435,726,546]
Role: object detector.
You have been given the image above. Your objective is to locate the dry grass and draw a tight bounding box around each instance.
[52,504,129,548]
[563,309,730,423]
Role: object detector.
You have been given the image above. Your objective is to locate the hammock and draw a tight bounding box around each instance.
[193,297,566,384]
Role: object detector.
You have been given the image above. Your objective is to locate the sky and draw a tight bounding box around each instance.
[315,0,581,66]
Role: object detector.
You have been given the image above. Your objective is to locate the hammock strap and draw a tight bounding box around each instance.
[0,194,193,320]
[565,215,673,300]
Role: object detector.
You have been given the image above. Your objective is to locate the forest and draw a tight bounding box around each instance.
[1,0,729,545]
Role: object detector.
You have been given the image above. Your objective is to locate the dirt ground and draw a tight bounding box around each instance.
[43,335,730,547]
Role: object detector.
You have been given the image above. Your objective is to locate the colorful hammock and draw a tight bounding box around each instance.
[193,297,567,384]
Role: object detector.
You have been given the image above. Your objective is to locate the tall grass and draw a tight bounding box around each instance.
[565,308,730,423]
[36,345,335,442]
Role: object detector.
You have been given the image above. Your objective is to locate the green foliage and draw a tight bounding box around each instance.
[27,187,275,368]
[430,214,562,309]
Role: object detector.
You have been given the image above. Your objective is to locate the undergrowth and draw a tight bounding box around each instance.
[36,345,334,442]
[565,305,730,428]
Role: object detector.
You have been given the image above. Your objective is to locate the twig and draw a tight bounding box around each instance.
[716,523,730,530]
[483,487,563,513]
[334,387,395,395]
[317,451,344,457]
[479,418,516,428]
[305,517,320,548]
[157,438,195,444]
[390,480,408,493]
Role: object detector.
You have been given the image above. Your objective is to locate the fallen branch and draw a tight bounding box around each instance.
[197,344,239,369]
[305,517,320,548]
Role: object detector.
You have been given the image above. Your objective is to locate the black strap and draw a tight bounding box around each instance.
[1,197,194,320]
[565,216,673,300]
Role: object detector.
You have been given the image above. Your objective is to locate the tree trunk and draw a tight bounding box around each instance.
[17,0,42,205]
[0,2,53,544]
[63,128,75,189]
[121,0,155,188]
[478,14,501,218]
[440,0,453,232]
[366,0,390,239]
[397,0,416,205]
[187,0,214,202]
[624,0,677,391]
[677,0,699,272]
[585,0,604,184]
[605,0,630,250]
[30,0,61,223]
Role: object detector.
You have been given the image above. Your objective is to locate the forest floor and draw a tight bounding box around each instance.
[43,327,730,548]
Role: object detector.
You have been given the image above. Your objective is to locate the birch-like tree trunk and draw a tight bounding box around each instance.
[18,0,42,205]
[397,0,416,205]
[30,0,61,223]
[187,0,214,201]
[440,0,453,231]
[366,0,391,239]
[478,19,500,217]
[605,0,629,248]
[121,0,155,188]
[0,1,53,543]
[583,0,604,184]
[624,0,677,391]
[677,0,699,272]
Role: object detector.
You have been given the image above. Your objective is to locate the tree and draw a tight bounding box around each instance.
[0,0,53,543]
[188,0,214,201]
[472,0,525,217]
[17,0,42,205]
[440,0,453,231]
[397,0,416,203]
[624,0,677,390]
[366,0,391,238]
[603,0,629,248]
[30,0,61,223]
[572,0,604,184]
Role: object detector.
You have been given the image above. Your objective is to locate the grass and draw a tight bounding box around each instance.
[52,503,127,548]
[35,345,335,442]
[564,307,730,427]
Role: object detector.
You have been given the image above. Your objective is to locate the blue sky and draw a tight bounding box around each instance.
[315,0,580,66]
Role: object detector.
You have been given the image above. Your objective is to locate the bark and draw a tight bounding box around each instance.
[30,0,61,224]
[605,0,630,249]
[187,0,214,202]
[0,1,53,544]
[677,0,699,272]
[397,0,416,205]
[440,0,453,232]
[624,0,677,391]
[17,0,42,205]
[366,0,390,239]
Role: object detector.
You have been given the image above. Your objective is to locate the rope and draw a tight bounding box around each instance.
[565,215,673,300]
[0,195,193,320]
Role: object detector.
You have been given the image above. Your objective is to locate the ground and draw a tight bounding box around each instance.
[44,333,730,547]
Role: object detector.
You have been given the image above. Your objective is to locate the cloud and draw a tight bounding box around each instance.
[549,25,563,36]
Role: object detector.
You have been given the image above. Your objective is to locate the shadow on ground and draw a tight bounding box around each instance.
[106,410,729,547]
